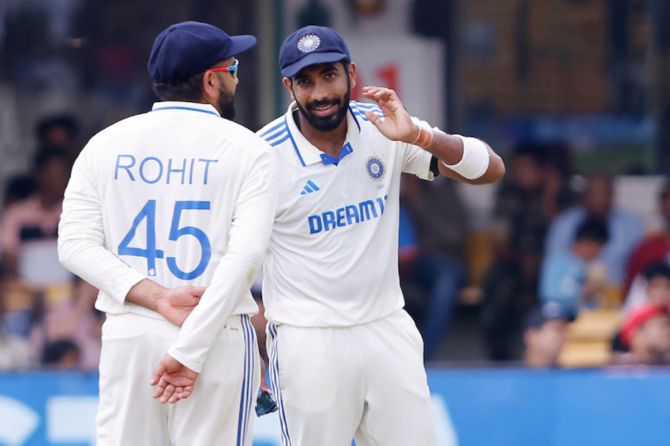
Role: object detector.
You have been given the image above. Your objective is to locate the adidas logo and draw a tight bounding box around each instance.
[300,180,320,195]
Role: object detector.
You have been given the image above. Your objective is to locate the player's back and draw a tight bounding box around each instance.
[71,103,269,318]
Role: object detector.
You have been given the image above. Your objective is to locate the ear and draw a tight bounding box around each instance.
[348,62,357,90]
[202,70,218,99]
[282,77,293,96]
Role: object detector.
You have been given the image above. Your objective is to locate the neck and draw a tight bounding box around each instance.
[297,110,348,158]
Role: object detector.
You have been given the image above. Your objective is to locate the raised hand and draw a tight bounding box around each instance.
[361,86,419,143]
[156,285,205,326]
[151,354,199,404]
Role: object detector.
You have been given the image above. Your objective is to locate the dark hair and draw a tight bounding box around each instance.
[4,174,36,203]
[643,261,670,282]
[32,147,72,171]
[574,217,609,244]
[42,339,80,365]
[153,72,205,102]
[512,140,546,165]
[36,114,79,142]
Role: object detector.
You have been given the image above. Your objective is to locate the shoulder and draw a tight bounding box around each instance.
[257,116,290,148]
[348,100,386,132]
[85,113,148,147]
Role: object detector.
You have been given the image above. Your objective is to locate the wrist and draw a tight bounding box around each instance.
[127,279,165,313]
[409,125,433,148]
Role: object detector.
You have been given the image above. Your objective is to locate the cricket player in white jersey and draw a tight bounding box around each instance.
[255,26,505,445]
[57,21,277,445]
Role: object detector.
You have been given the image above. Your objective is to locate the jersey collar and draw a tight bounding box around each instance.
[151,101,221,117]
[284,101,361,167]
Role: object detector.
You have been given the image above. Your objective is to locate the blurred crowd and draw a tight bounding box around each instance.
[400,140,670,368]
[1,0,670,372]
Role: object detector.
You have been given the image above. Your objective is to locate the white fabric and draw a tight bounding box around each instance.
[58,100,277,372]
[441,135,489,180]
[257,101,433,327]
[267,310,437,446]
[98,313,259,446]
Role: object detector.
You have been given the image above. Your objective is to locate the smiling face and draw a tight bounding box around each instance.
[283,61,356,132]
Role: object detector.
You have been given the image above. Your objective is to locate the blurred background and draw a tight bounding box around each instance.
[1,0,670,445]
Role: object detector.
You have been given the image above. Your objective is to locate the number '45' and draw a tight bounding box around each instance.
[118,200,212,280]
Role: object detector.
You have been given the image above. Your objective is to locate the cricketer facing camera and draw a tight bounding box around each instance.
[57,21,277,445]
[256,26,505,445]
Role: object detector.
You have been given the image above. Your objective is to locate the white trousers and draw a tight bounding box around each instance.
[267,310,438,446]
[97,313,259,446]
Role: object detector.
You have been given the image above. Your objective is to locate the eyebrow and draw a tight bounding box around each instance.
[294,63,339,80]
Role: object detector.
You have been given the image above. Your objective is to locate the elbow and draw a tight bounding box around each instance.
[57,243,72,270]
[489,155,506,183]
[468,154,506,185]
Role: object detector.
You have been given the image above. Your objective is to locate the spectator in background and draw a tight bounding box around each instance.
[35,113,80,157]
[625,178,670,294]
[480,229,543,361]
[481,143,552,361]
[545,174,644,288]
[400,175,468,361]
[0,149,72,339]
[622,261,670,315]
[613,303,670,366]
[492,143,549,260]
[523,302,575,368]
[0,148,71,278]
[540,217,609,311]
[30,278,101,370]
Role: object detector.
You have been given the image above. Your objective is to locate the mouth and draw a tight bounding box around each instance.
[309,101,340,117]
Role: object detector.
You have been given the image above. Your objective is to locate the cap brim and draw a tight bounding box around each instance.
[226,35,257,57]
[281,51,349,77]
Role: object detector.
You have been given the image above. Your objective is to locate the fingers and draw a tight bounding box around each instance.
[159,383,176,404]
[364,111,380,125]
[153,377,168,398]
[362,86,396,101]
[168,386,193,404]
[150,365,165,386]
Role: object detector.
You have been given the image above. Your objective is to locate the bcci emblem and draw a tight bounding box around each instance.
[366,157,385,180]
[297,34,321,53]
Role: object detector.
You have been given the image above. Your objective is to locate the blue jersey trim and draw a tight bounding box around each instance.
[284,116,306,167]
[260,120,287,137]
[151,106,219,117]
[269,133,291,147]
[264,126,289,143]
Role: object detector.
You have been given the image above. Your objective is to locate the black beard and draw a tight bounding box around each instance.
[218,85,236,120]
[294,79,351,132]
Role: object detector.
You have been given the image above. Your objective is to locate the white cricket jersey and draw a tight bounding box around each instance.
[257,101,434,327]
[59,101,277,371]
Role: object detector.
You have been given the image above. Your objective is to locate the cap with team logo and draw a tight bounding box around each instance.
[148,21,256,82]
[279,25,351,77]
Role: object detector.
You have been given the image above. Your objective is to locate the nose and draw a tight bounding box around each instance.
[311,79,330,101]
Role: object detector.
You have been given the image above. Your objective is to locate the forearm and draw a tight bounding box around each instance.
[168,252,261,372]
[412,126,505,184]
[126,279,165,311]
[58,238,145,304]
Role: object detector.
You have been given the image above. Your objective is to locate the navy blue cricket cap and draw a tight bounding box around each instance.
[148,21,256,82]
[279,25,350,78]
